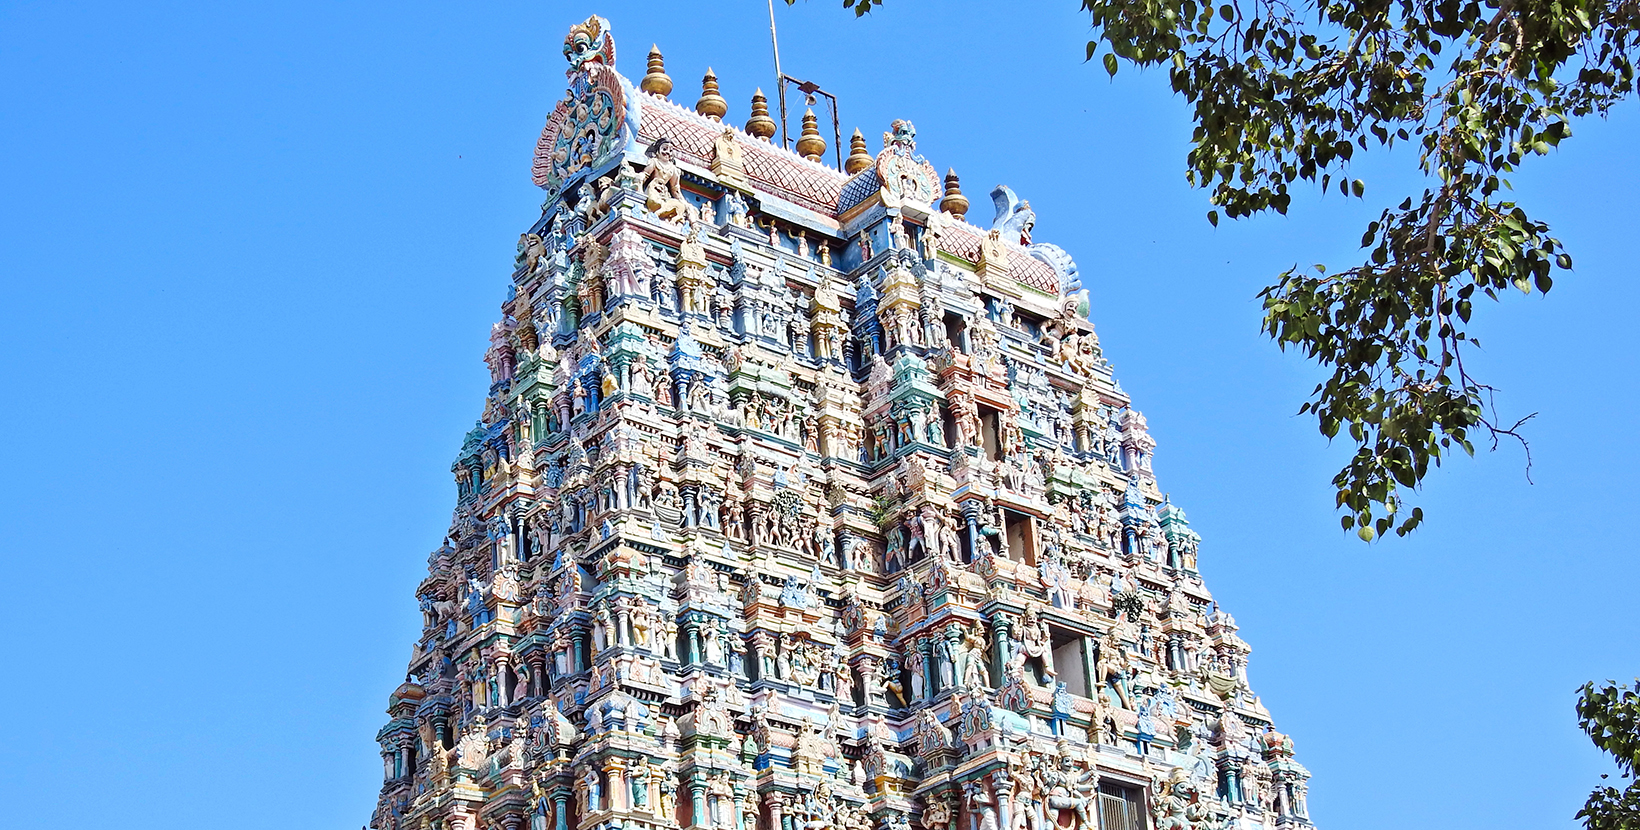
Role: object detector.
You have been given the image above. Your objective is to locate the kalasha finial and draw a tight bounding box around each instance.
[844,128,872,174]
[696,68,727,122]
[941,168,969,218]
[641,45,673,96]
[796,109,826,162]
[744,89,776,142]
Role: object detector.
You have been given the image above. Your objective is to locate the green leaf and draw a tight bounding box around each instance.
[941,0,1596,543]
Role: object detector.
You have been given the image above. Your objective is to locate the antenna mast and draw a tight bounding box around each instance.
[767,0,788,150]
[766,0,845,169]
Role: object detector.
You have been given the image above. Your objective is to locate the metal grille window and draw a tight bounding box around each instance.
[1098,782,1145,830]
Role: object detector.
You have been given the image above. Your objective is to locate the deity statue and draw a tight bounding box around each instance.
[921,797,953,830]
[712,127,746,183]
[1151,767,1211,830]
[1096,630,1135,710]
[1017,604,1055,682]
[642,138,696,223]
[516,232,547,274]
[961,623,991,689]
[1041,746,1097,830]
[882,656,906,706]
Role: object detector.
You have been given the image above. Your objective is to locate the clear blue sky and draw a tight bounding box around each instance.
[2,1,1635,828]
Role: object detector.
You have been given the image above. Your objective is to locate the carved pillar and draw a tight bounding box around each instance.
[681,486,700,529]
[918,637,935,700]
[572,631,589,672]
[942,627,966,696]
[856,656,884,707]
[553,791,570,830]
[434,717,451,751]
[555,396,572,437]
[672,373,690,414]
[607,759,629,812]
[528,653,548,696]
[616,604,632,647]
[1220,759,1244,803]
[962,502,982,563]
[684,616,703,666]
[990,770,1013,830]
[495,654,514,704]
[990,615,1012,686]
[689,780,708,829]
[764,793,785,830]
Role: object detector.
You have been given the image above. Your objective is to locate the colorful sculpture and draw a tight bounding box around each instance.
[369,16,1316,830]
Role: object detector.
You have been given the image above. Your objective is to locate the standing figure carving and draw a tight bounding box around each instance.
[642,138,696,223]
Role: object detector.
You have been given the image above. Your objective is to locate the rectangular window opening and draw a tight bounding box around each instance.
[944,312,967,351]
[1004,509,1036,566]
[1097,782,1144,830]
[1050,626,1089,697]
[979,406,1001,461]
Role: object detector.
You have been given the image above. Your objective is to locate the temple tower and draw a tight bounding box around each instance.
[369,15,1315,830]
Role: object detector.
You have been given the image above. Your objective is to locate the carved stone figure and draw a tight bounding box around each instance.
[989,185,1036,245]
[1097,630,1135,710]
[1041,747,1097,830]
[517,232,547,274]
[642,138,696,223]
[1017,604,1055,681]
[712,127,746,184]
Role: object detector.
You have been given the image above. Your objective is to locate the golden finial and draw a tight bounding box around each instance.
[941,168,969,218]
[696,68,727,121]
[641,45,672,97]
[796,109,826,162]
[744,88,777,142]
[844,128,872,174]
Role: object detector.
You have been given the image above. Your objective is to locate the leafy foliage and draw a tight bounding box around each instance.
[1174,723,1195,749]
[1111,589,1146,620]
[1577,680,1640,830]
[868,494,897,530]
[822,0,1640,538]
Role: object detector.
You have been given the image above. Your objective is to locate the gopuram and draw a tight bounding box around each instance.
[370,15,1316,830]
